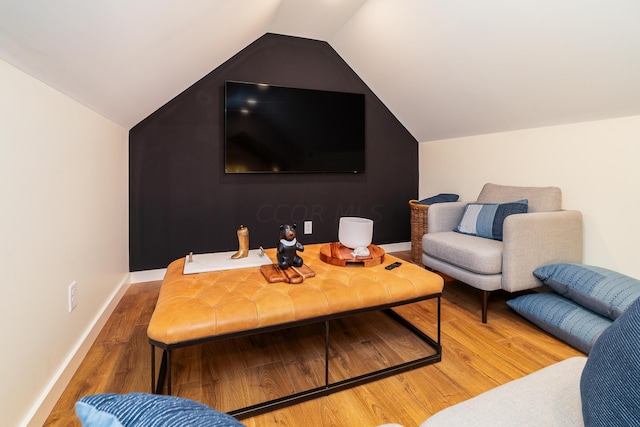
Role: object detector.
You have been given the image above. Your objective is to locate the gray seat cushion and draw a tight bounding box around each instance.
[422,231,503,275]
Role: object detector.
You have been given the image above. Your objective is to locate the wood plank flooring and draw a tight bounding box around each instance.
[44,251,583,426]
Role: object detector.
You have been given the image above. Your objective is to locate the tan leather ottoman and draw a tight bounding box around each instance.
[148,244,443,417]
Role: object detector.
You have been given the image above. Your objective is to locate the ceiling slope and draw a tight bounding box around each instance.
[330,0,640,141]
[0,0,282,128]
[1,0,640,140]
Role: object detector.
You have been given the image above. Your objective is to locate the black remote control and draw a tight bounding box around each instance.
[385,261,402,270]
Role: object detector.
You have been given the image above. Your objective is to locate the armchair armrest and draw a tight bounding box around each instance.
[502,210,583,292]
[427,202,467,233]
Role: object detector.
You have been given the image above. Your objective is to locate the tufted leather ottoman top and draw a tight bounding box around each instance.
[147,244,444,345]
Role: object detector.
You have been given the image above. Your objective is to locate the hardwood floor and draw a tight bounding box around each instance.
[44,251,583,426]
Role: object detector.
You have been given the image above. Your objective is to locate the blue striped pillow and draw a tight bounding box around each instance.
[454,200,528,241]
[75,393,245,427]
[507,292,612,354]
[580,296,640,426]
[534,263,640,320]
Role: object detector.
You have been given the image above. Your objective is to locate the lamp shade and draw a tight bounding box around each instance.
[338,217,373,249]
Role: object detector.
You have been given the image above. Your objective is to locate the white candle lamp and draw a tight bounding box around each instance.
[338,217,374,256]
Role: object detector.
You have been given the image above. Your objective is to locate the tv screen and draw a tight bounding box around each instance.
[224,81,365,173]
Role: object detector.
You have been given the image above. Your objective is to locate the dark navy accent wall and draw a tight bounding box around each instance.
[129,33,418,271]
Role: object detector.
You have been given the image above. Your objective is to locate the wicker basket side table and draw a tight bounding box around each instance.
[409,200,429,264]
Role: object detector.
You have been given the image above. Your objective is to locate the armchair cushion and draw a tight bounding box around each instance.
[423,231,503,275]
[507,292,612,354]
[454,200,528,241]
[533,263,640,320]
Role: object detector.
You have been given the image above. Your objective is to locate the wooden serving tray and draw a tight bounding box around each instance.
[260,264,315,284]
[319,242,385,267]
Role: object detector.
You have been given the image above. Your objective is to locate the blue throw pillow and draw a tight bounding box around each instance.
[417,193,459,205]
[75,393,245,427]
[580,296,640,426]
[507,292,612,354]
[534,263,640,320]
[454,199,528,241]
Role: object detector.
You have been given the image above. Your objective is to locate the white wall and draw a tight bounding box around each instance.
[419,115,640,277]
[0,59,129,426]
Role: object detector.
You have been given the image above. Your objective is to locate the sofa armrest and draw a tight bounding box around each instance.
[427,202,467,233]
[501,210,583,292]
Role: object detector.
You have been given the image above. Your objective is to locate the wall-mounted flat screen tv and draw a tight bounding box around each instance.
[224,81,365,173]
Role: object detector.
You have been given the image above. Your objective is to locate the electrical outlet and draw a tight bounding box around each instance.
[68,281,77,313]
[304,220,312,234]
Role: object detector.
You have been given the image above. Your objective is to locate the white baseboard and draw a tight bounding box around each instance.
[25,274,131,427]
[379,241,411,252]
[130,268,166,284]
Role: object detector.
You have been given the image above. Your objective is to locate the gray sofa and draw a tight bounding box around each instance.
[379,294,640,427]
[419,357,587,426]
[422,183,583,322]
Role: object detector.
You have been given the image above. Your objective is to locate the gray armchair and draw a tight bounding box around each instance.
[422,183,583,322]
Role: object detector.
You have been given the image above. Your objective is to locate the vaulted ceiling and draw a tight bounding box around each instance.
[1,0,639,141]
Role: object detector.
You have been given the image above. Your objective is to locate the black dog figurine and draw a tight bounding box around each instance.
[277,224,304,269]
